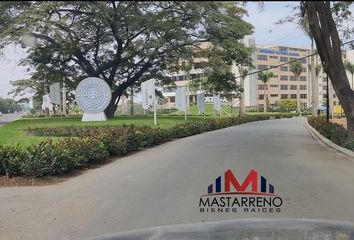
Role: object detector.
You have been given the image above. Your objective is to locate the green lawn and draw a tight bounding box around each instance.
[0,115,213,146]
[0,108,286,146]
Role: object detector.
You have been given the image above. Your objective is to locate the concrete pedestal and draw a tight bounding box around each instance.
[82,112,107,122]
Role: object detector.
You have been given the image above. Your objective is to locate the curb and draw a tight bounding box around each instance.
[305,122,354,159]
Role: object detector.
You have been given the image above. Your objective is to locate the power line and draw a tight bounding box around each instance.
[263,30,300,46]
[236,39,354,79]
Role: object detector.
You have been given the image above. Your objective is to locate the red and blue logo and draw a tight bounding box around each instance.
[204,169,276,196]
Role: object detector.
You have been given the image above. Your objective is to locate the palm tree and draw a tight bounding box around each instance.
[299,17,319,116]
[258,71,274,113]
[344,61,354,89]
[290,61,304,115]
[238,66,248,116]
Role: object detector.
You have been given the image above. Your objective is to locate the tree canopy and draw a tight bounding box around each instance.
[0,1,254,117]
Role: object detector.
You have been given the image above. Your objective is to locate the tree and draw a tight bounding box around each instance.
[258,71,274,113]
[1,1,253,118]
[289,61,303,115]
[299,18,319,117]
[344,61,354,89]
[0,98,21,113]
[238,66,248,116]
[303,1,354,135]
[277,9,319,116]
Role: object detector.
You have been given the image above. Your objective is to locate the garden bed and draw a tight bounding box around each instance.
[308,116,354,150]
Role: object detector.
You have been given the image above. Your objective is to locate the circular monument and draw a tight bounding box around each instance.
[75,77,112,121]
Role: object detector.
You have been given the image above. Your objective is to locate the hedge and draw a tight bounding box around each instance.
[307,116,353,149]
[1,114,289,178]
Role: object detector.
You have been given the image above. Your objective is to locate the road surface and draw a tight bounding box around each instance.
[1,118,354,240]
[0,113,23,127]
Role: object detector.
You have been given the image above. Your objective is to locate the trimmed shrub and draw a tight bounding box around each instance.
[308,116,349,147]
[0,145,27,178]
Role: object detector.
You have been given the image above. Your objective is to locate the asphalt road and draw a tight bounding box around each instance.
[0,113,23,127]
[1,118,354,240]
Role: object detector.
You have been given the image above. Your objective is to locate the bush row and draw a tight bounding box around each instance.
[307,116,351,148]
[26,113,294,137]
[1,114,285,178]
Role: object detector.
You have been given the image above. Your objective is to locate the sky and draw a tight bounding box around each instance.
[0,1,310,99]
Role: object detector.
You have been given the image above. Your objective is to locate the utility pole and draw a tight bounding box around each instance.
[326,74,330,122]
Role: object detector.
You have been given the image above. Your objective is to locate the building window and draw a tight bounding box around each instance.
[280,85,288,90]
[290,94,297,99]
[258,84,268,90]
[258,94,265,100]
[257,55,268,61]
[322,85,327,90]
[323,77,327,82]
[323,94,328,99]
[257,65,268,70]
[289,76,296,81]
[270,84,278,88]
[300,94,307,99]
[280,66,288,71]
[280,75,288,81]
[279,47,288,52]
[300,76,307,81]
[270,94,278,97]
[300,85,307,90]
[290,85,297,90]
[269,56,278,59]
[273,75,278,78]
[281,94,288,99]
[280,57,288,62]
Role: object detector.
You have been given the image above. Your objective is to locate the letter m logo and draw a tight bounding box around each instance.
[224,169,258,193]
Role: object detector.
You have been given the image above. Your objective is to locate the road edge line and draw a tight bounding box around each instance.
[305,122,354,159]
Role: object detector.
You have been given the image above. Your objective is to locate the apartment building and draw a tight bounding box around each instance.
[161,37,256,109]
[161,38,354,114]
[254,45,310,111]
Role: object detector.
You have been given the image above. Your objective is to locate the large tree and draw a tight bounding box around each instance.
[0,1,253,118]
[303,1,354,135]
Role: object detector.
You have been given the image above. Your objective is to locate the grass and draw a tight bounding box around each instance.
[0,106,286,146]
[0,115,213,146]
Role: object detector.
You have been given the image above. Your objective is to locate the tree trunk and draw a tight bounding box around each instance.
[264,87,267,113]
[130,87,134,116]
[105,100,118,119]
[305,1,354,135]
[296,77,301,115]
[310,38,318,116]
[240,76,245,116]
